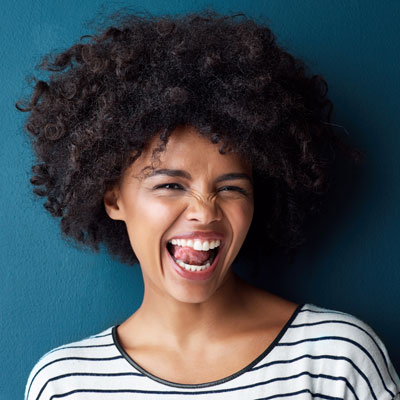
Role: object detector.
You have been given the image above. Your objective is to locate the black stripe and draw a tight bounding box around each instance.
[277,336,395,398]
[50,389,343,400]
[47,371,358,398]
[36,372,144,400]
[26,356,124,400]
[251,354,377,400]
[111,304,305,389]
[253,389,343,400]
[290,319,398,389]
[299,308,347,316]
[91,332,112,338]
[46,343,115,356]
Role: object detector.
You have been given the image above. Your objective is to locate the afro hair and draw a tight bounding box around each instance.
[17,9,362,265]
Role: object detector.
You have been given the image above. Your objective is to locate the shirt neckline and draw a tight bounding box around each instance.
[112,302,305,388]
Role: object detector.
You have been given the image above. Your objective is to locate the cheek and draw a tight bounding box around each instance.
[125,195,177,225]
[123,196,184,250]
[223,199,254,239]
[236,207,254,240]
[231,197,254,223]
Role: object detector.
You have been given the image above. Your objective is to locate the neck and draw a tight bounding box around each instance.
[129,272,251,348]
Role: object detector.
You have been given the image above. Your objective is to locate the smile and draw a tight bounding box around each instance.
[166,237,222,275]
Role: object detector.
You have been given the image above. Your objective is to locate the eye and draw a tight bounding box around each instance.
[153,183,184,190]
[218,186,247,194]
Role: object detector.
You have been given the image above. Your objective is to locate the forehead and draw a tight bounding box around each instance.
[132,126,251,177]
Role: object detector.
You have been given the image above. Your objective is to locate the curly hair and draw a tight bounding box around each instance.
[17,9,362,266]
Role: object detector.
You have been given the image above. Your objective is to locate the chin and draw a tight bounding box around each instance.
[166,284,218,304]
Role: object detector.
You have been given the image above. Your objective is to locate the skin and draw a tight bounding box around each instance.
[104,125,297,384]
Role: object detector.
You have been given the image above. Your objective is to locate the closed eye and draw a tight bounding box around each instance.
[153,183,184,190]
[218,186,247,194]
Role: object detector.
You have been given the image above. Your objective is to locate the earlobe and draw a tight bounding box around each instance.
[104,188,124,221]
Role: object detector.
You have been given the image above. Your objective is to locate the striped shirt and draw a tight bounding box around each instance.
[25,304,400,400]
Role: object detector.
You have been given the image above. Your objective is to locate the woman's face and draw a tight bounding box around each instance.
[105,126,254,304]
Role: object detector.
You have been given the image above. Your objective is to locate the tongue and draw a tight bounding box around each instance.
[171,245,212,265]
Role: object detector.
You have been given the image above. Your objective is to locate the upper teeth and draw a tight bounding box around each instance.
[169,239,221,251]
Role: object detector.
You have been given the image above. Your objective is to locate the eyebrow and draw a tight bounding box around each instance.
[145,169,252,183]
[215,173,252,184]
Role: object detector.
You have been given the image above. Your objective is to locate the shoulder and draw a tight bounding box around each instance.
[24,326,116,400]
[290,303,387,342]
[290,303,394,354]
[282,303,400,399]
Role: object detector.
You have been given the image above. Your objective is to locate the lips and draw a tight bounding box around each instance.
[165,231,225,281]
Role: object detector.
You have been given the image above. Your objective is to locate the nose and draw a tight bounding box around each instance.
[185,195,222,224]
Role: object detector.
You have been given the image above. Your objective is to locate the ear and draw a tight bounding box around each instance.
[104,186,124,221]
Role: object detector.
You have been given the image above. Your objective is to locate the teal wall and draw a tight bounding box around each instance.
[1,1,399,398]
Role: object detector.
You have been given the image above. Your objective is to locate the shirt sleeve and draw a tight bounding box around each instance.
[24,349,60,400]
[298,305,400,399]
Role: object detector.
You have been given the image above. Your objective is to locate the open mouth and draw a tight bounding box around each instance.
[166,239,221,272]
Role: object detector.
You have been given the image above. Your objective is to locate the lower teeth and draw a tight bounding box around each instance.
[174,258,211,272]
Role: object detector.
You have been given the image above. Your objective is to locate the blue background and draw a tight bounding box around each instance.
[1,1,399,398]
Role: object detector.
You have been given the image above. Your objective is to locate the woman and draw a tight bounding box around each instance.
[20,10,399,399]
